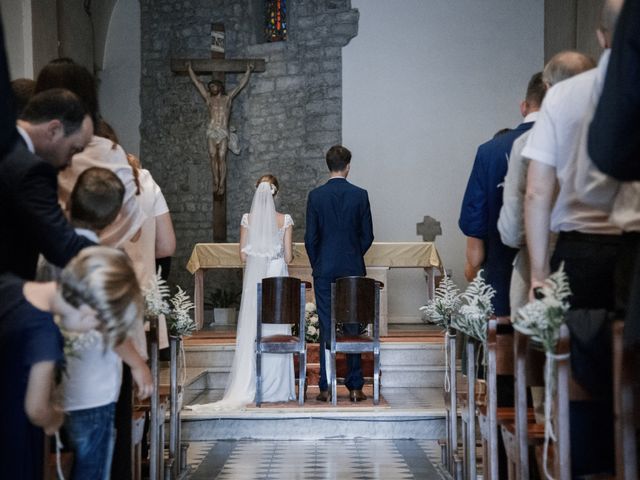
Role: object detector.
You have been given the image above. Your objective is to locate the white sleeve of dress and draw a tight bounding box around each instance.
[241,213,249,228]
[284,214,294,229]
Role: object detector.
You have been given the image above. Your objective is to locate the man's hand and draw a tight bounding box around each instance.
[113,338,154,399]
[464,261,480,283]
[43,407,64,435]
[528,280,546,302]
[131,363,153,400]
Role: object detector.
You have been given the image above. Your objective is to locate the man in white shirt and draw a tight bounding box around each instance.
[498,51,595,320]
[523,0,624,476]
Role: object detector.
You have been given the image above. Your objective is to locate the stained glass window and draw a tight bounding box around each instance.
[265,0,287,42]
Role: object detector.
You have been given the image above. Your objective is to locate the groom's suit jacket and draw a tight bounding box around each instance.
[304,177,374,279]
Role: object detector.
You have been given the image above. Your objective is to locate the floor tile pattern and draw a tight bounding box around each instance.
[187,438,445,479]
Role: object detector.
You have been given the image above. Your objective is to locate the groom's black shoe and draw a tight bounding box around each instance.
[316,390,331,402]
[349,389,367,402]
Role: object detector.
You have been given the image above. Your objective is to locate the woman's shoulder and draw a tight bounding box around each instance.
[281,213,293,228]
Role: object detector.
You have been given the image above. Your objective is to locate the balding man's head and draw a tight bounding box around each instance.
[598,0,625,48]
[542,51,597,87]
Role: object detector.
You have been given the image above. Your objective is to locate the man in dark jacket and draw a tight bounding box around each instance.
[305,145,374,402]
[0,88,94,279]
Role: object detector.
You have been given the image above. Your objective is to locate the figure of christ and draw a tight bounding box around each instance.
[187,62,253,196]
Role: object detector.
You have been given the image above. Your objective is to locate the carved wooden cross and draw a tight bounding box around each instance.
[171,23,265,242]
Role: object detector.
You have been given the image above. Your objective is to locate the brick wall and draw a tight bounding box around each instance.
[140,0,358,293]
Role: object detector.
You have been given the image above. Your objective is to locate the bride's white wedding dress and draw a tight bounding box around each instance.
[189,212,296,411]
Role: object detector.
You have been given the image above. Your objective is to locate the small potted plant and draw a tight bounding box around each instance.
[205,287,240,326]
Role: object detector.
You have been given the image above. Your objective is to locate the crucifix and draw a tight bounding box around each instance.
[171,23,265,242]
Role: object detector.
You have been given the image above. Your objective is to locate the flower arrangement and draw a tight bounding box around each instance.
[143,268,171,320]
[513,264,571,352]
[293,302,320,343]
[304,302,320,342]
[419,274,462,330]
[144,269,196,338]
[167,287,196,337]
[420,271,495,342]
[452,272,495,343]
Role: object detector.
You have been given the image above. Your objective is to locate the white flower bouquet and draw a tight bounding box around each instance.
[420,271,495,342]
[144,269,196,338]
[293,302,320,343]
[513,264,571,352]
[452,272,495,343]
[419,275,462,330]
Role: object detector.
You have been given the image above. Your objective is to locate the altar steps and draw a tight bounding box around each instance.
[169,325,448,441]
[181,341,446,389]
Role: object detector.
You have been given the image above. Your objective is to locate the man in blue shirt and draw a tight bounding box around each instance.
[459,72,545,317]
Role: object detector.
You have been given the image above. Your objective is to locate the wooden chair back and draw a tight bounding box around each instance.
[260,276,302,325]
[256,277,308,407]
[334,276,377,328]
[330,276,381,406]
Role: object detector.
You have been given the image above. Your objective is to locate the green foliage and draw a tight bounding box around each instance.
[513,264,572,352]
[167,286,196,337]
[452,272,495,343]
[144,269,196,338]
[419,275,462,329]
[420,270,495,343]
[205,287,241,309]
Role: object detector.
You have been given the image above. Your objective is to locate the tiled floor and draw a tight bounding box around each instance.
[185,438,446,479]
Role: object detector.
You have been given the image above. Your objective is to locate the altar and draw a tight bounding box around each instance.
[186,242,443,335]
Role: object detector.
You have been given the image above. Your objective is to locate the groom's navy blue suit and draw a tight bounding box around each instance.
[305,177,374,392]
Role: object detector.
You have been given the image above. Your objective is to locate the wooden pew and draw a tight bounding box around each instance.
[500,330,546,479]
[459,334,479,480]
[536,325,572,480]
[613,321,638,480]
[477,318,520,480]
[442,327,460,477]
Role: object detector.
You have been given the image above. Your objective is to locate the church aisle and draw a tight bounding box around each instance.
[185,438,446,479]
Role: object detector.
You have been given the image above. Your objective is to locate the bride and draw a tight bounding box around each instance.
[192,174,296,410]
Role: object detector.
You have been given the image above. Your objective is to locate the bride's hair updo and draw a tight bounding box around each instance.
[256,174,279,196]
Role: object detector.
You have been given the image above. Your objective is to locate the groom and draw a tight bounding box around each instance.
[305,145,374,402]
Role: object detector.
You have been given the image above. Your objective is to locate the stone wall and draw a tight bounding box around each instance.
[140,0,359,294]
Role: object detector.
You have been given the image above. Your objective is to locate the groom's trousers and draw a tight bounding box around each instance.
[314,277,364,392]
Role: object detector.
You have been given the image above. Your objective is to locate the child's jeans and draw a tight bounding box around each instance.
[65,402,116,480]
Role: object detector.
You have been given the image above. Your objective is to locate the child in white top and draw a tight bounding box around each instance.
[55,167,151,479]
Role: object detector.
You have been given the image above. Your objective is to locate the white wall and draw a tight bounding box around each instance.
[98,0,141,156]
[343,0,544,320]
